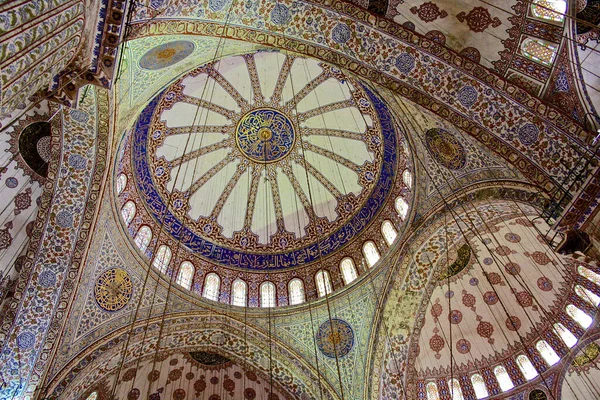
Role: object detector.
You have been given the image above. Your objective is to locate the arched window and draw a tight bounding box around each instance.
[521,38,557,65]
[315,270,333,297]
[203,273,220,301]
[531,0,566,22]
[578,265,600,286]
[232,279,247,307]
[470,374,489,399]
[363,241,380,268]
[86,392,98,400]
[403,169,412,189]
[493,365,514,392]
[448,378,464,400]
[116,174,127,194]
[553,322,578,348]
[381,220,398,246]
[575,285,600,307]
[134,225,152,252]
[176,261,195,290]
[516,354,538,380]
[289,278,306,305]
[426,382,440,400]
[566,304,593,328]
[121,201,136,226]
[152,245,172,273]
[340,258,358,285]
[395,197,409,220]
[260,281,276,307]
[536,340,560,366]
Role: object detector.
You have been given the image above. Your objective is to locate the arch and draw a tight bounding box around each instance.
[121,201,136,226]
[516,354,539,380]
[203,272,220,301]
[260,281,276,307]
[566,304,593,328]
[536,340,560,365]
[231,278,247,307]
[575,284,600,307]
[493,365,514,392]
[448,378,464,400]
[395,197,409,220]
[470,373,489,399]
[116,174,127,194]
[363,240,380,268]
[315,270,333,297]
[521,37,557,65]
[578,265,600,285]
[340,257,358,285]
[288,278,306,305]
[176,261,195,290]
[553,322,578,348]
[85,392,98,400]
[381,220,398,246]
[134,225,152,252]
[403,169,412,189]
[152,244,172,273]
[531,0,566,22]
[426,381,440,400]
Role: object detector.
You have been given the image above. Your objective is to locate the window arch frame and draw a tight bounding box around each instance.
[520,37,558,66]
[448,378,464,400]
[315,270,333,298]
[340,257,358,285]
[231,278,248,307]
[530,0,566,23]
[425,381,440,400]
[260,281,276,308]
[152,244,172,273]
[288,278,306,305]
[566,304,593,328]
[203,272,221,301]
[121,200,136,226]
[395,197,409,220]
[363,240,381,268]
[493,365,514,392]
[553,322,578,348]
[381,219,398,246]
[536,340,560,366]
[403,169,412,189]
[116,173,127,194]
[176,261,195,290]
[134,225,152,252]
[516,354,539,381]
[470,373,489,399]
[575,284,600,307]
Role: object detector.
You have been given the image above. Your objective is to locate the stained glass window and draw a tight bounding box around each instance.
[203,273,220,301]
[176,261,195,290]
[470,374,489,399]
[426,382,440,400]
[363,241,380,268]
[553,322,578,348]
[395,197,409,220]
[521,38,557,65]
[403,169,412,189]
[86,392,98,400]
[516,354,538,380]
[448,378,464,400]
[121,201,136,226]
[289,278,306,305]
[134,225,152,252]
[578,265,600,286]
[575,285,600,307]
[315,270,333,297]
[152,245,171,273]
[116,174,127,194]
[381,220,398,246]
[536,340,560,366]
[531,0,566,22]
[260,281,276,307]
[493,365,514,392]
[232,279,247,307]
[566,304,592,328]
[340,258,358,285]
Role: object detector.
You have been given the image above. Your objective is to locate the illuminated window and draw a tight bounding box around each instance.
[536,340,560,366]
[575,285,600,307]
[203,273,220,301]
[470,374,489,399]
[566,304,593,328]
[381,220,398,246]
[578,265,600,286]
[531,0,566,22]
[403,169,412,189]
[176,261,195,290]
[426,382,440,400]
[289,278,306,305]
[121,201,136,226]
[363,241,380,268]
[116,174,127,194]
[521,38,557,65]
[315,270,333,297]
[134,225,152,252]
[448,378,464,400]
[553,322,578,348]
[86,393,98,400]
[232,279,247,307]
[516,354,538,380]
[152,245,172,273]
[340,258,358,285]
[260,281,276,307]
[493,365,514,392]
[395,197,409,220]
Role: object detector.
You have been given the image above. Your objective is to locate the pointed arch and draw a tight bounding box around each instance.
[288,278,306,305]
[152,245,172,273]
[116,174,127,194]
[134,225,152,252]
[260,281,276,307]
[176,261,195,290]
[232,278,247,307]
[203,272,220,301]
